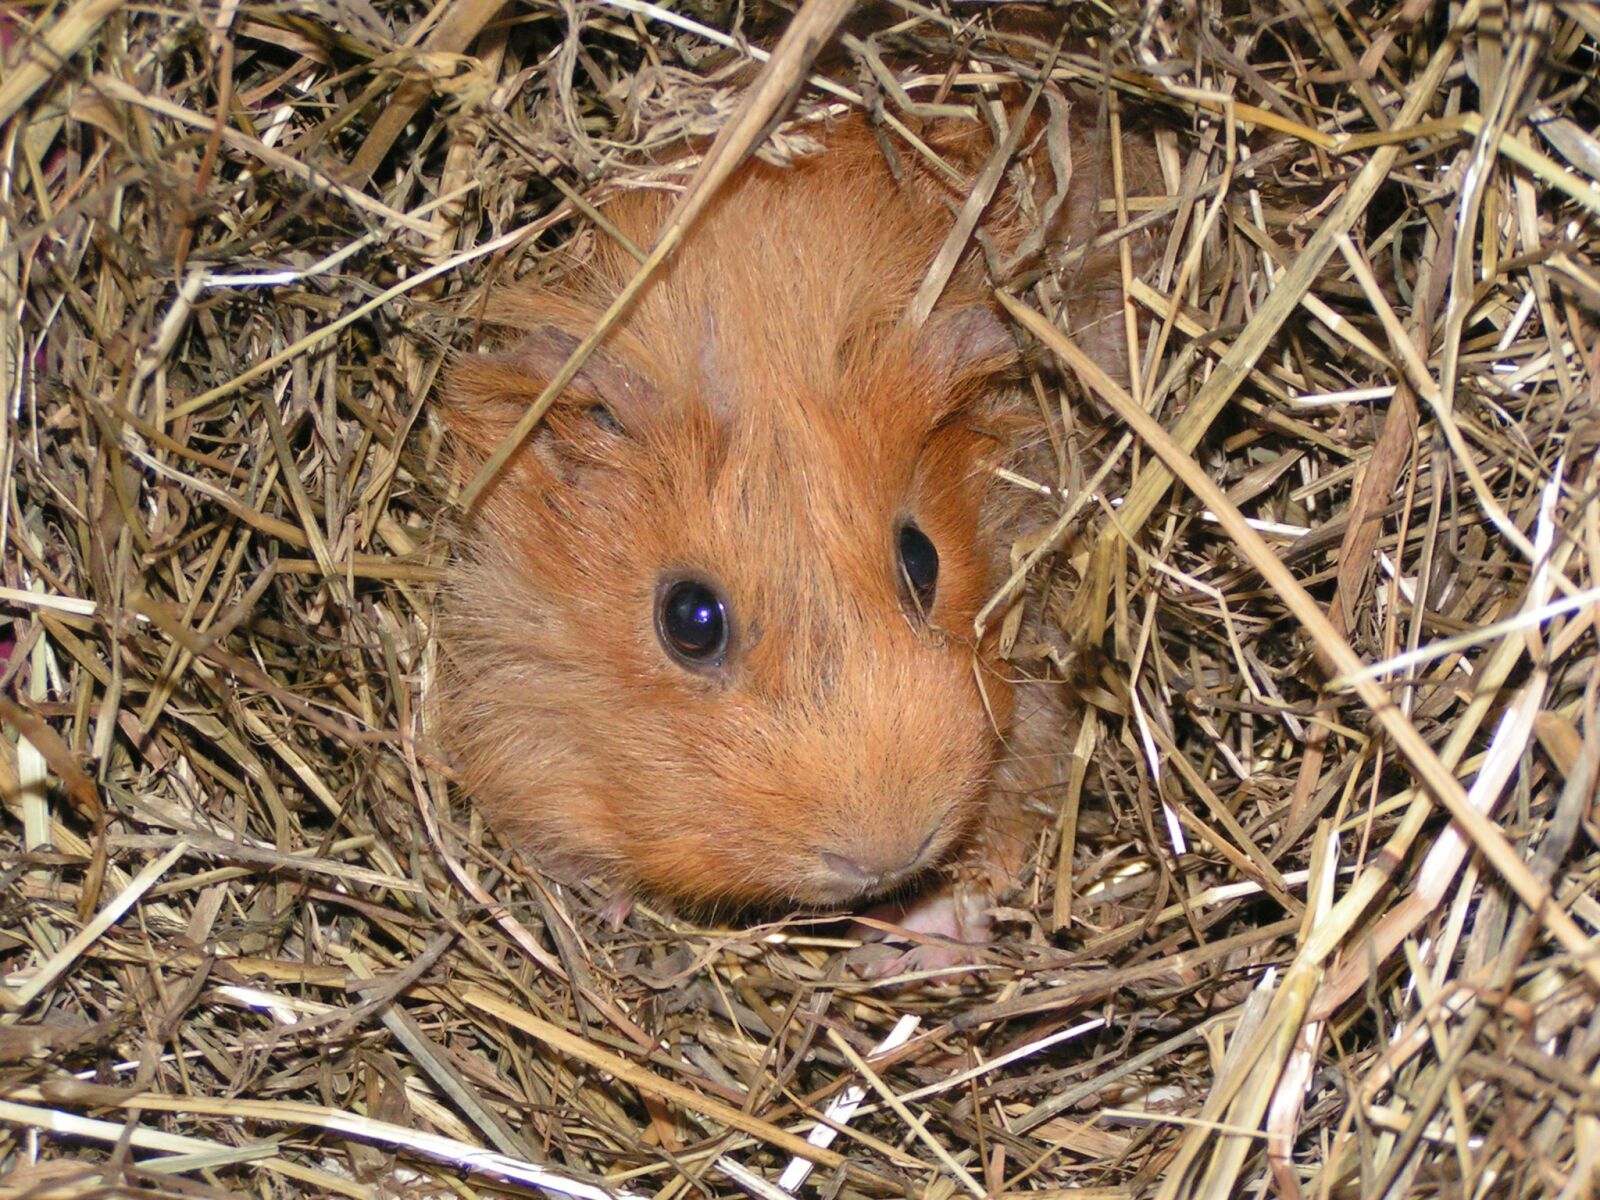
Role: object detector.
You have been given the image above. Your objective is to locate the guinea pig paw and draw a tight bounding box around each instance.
[847,884,999,980]
[599,890,635,930]
[850,937,988,980]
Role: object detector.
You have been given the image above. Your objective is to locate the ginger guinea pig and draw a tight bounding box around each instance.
[437,115,1111,915]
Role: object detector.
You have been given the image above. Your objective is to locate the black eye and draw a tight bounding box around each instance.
[588,404,623,434]
[657,579,729,666]
[898,522,939,614]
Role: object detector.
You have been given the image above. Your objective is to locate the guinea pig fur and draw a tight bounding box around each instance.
[438,114,1122,916]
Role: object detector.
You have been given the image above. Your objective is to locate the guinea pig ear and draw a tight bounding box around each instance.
[916,304,1020,385]
[444,325,659,465]
[500,324,658,436]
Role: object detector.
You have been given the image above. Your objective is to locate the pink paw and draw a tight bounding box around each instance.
[600,889,635,929]
[848,882,998,979]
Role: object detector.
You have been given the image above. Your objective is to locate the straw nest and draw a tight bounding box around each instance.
[3,1,1598,1197]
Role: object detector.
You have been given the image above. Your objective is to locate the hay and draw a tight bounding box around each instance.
[2,1,1598,1198]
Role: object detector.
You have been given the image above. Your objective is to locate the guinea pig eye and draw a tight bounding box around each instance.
[897,521,939,614]
[657,579,729,667]
[588,404,623,435]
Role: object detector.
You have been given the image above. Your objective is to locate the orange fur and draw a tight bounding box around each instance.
[437,112,1135,914]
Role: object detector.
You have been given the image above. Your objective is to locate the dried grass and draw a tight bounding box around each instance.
[3,1,1599,1198]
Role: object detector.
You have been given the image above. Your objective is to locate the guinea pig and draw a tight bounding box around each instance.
[436,110,1137,938]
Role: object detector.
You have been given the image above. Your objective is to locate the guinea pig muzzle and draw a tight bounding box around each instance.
[810,826,944,902]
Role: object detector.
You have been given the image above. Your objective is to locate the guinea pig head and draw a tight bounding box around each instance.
[441,228,1022,912]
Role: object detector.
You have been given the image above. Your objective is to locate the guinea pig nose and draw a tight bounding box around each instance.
[820,830,939,889]
[819,851,882,889]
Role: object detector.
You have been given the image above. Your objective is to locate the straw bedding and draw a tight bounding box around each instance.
[2,1,1598,1198]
